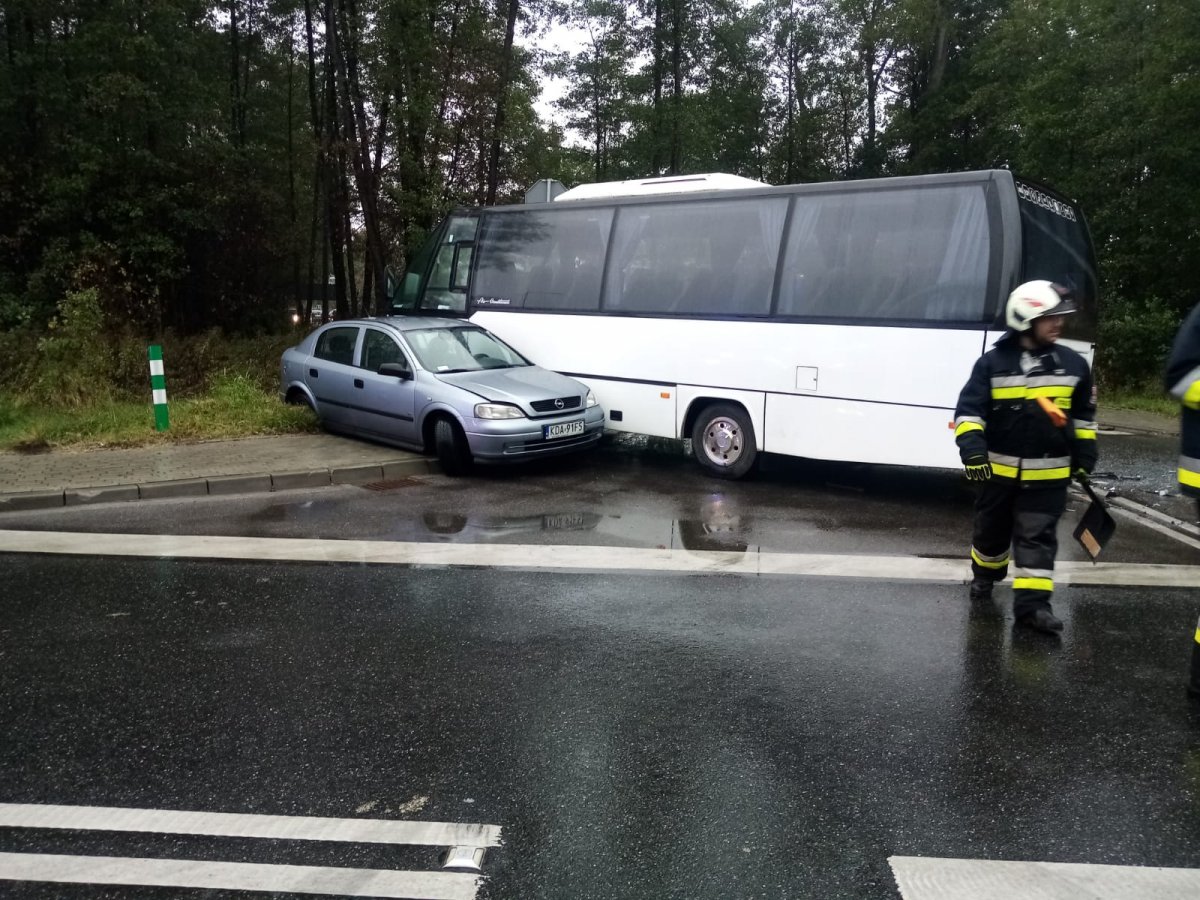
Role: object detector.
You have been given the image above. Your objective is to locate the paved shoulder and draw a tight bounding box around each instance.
[1100,406,1178,436]
[0,434,434,510]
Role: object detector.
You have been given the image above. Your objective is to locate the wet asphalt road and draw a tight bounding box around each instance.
[2,433,1200,899]
[3,558,1200,899]
[0,432,1193,567]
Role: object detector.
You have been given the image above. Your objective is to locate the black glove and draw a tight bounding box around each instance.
[964,454,992,482]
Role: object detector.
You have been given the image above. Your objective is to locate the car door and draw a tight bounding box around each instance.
[306,325,362,430]
[353,327,418,446]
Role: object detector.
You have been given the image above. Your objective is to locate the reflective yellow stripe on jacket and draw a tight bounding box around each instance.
[989,374,1080,402]
[1168,367,1200,409]
[1073,419,1098,441]
[954,415,985,438]
[1021,456,1072,481]
[1179,455,1200,490]
[986,452,1071,482]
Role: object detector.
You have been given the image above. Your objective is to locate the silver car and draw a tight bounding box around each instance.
[280,317,605,475]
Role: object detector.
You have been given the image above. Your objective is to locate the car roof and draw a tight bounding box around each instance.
[324,316,476,334]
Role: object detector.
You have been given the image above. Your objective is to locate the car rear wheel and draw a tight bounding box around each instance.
[285,387,314,410]
[434,417,473,476]
[691,403,757,479]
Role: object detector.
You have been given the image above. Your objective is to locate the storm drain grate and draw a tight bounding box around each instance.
[361,477,422,492]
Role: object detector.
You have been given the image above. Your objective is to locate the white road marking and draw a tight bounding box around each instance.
[0,803,501,847]
[1108,504,1200,551]
[1,528,1199,587]
[1107,494,1200,538]
[890,855,1200,899]
[0,852,480,900]
[1,528,1199,588]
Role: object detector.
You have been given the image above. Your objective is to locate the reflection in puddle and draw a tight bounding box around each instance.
[420,511,603,538]
[240,489,754,555]
[678,492,749,553]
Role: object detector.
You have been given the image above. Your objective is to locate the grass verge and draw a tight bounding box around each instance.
[1100,388,1177,418]
[0,374,318,452]
[0,378,1178,453]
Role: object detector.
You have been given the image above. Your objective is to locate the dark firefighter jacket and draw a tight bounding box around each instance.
[1165,302,1200,498]
[954,333,1098,486]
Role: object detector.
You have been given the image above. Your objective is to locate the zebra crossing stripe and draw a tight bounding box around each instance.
[890,855,1200,899]
[0,803,501,847]
[0,852,481,900]
[3,528,1200,588]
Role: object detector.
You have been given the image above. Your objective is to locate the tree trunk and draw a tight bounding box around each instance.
[337,0,387,313]
[485,0,520,205]
[670,0,682,174]
[323,0,348,318]
[228,0,243,145]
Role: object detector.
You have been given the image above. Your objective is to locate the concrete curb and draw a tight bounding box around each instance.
[0,456,439,512]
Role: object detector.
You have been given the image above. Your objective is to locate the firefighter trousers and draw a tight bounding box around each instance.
[969,481,1068,620]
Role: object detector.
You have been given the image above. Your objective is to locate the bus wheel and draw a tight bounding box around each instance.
[691,403,756,479]
[434,417,474,477]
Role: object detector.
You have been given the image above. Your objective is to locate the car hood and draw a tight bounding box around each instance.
[437,366,584,405]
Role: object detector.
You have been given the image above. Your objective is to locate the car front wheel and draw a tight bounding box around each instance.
[434,417,473,476]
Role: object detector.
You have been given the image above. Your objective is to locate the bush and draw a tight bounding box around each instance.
[20,288,114,407]
[1095,297,1180,392]
[2,294,296,408]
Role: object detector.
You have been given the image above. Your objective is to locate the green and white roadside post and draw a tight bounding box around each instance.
[148,344,169,431]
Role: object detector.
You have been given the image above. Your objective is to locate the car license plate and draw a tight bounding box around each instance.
[543,513,585,529]
[544,419,585,439]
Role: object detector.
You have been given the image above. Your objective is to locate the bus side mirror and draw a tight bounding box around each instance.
[451,241,474,292]
[378,363,412,380]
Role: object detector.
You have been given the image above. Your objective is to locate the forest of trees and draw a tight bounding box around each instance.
[1,0,1197,383]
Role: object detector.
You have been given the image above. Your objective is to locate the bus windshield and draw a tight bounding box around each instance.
[1016,180,1098,342]
[392,215,479,315]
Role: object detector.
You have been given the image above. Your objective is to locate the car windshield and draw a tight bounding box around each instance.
[405,326,530,373]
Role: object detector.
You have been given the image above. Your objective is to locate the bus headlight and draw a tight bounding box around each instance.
[475,402,525,419]
[585,390,597,408]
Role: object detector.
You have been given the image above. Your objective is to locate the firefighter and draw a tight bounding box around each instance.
[1164,303,1200,696]
[953,280,1099,634]
[1165,302,1200,513]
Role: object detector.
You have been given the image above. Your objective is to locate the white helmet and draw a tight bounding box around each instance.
[1004,280,1077,332]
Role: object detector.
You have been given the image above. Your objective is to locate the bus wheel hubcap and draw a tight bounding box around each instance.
[705,420,741,464]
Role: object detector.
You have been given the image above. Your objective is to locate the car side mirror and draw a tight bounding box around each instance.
[377,363,412,380]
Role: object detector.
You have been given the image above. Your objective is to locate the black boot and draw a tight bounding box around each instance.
[969,578,993,602]
[1017,608,1063,634]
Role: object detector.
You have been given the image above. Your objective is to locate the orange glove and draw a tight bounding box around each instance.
[1036,396,1068,427]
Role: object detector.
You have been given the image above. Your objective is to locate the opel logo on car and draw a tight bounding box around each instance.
[554,398,564,409]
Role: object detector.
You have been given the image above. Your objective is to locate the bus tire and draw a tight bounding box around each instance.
[691,403,756,479]
[434,417,474,477]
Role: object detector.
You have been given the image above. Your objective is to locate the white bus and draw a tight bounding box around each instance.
[390,170,1099,478]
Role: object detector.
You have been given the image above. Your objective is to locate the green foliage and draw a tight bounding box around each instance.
[1096,297,1181,391]
[21,288,114,407]
[1100,388,1178,418]
[0,380,317,451]
[5,306,295,407]
[0,0,1196,408]
[0,0,312,334]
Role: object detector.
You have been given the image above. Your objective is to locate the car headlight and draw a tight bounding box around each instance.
[585,390,598,408]
[475,402,525,419]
